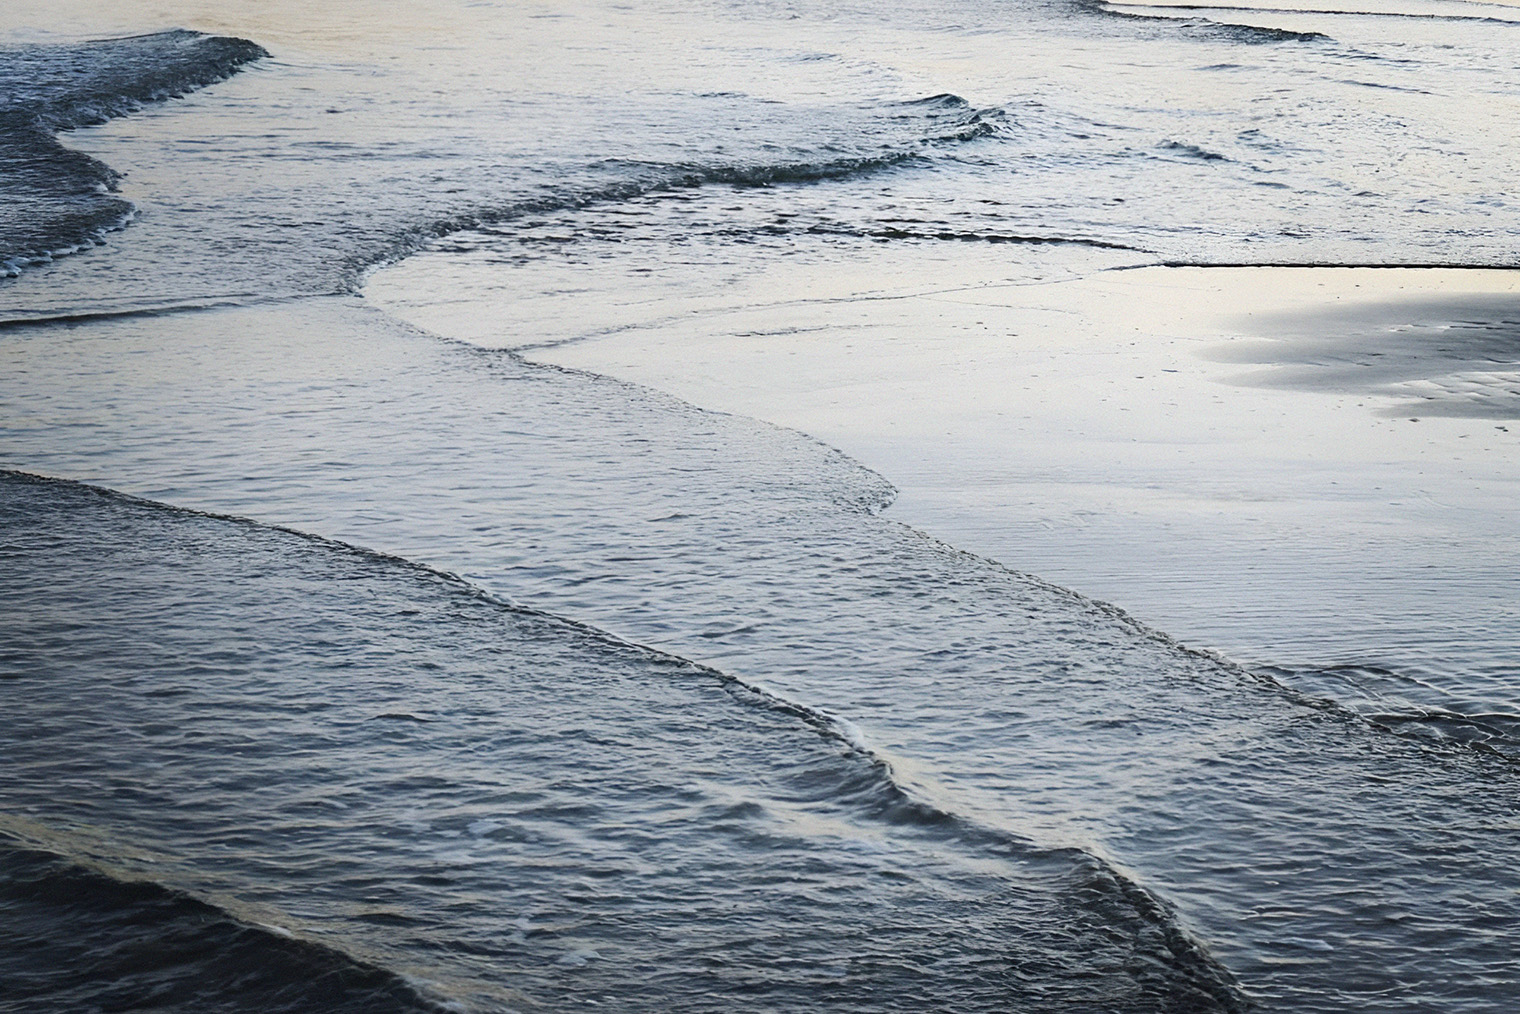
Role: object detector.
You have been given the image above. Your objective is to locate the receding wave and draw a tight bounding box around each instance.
[0,30,266,276]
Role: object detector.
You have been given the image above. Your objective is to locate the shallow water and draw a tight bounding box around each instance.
[5,298,1520,1011]
[3,0,1520,1010]
[371,239,1520,748]
[9,473,1247,1013]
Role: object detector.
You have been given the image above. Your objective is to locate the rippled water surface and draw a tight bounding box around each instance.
[3,0,1519,1010]
[10,473,1253,1013]
[5,298,1520,1011]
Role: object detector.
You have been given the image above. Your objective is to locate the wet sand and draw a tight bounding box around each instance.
[370,257,1520,717]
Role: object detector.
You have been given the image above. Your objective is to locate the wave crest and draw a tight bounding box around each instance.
[0,30,266,276]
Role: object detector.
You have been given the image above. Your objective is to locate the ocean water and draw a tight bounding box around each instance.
[2,1,1519,1011]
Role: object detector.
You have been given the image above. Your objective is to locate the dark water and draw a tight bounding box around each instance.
[2,3,1520,1011]
[0,473,1241,1013]
[0,30,263,276]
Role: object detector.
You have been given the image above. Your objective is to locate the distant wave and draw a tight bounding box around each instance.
[1076,0,1331,40]
[0,30,266,276]
[1110,0,1520,23]
[642,94,1002,188]
[733,221,1145,251]
[1157,139,1231,161]
[4,29,266,133]
[355,94,1006,286]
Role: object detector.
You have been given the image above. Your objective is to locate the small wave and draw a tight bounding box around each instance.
[0,834,451,1014]
[1367,708,1520,753]
[591,99,999,189]
[0,30,266,277]
[353,95,1003,288]
[1229,20,1327,39]
[790,222,1146,251]
[1337,77,1433,93]
[1157,139,1231,161]
[1255,662,1520,759]
[0,292,284,328]
[1182,15,1331,41]
[1079,0,1330,41]
[641,152,929,188]
[720,679,1247,1010]
[3,30,268,134]
[1111,1,1520,23]
[1157,257,1520,269]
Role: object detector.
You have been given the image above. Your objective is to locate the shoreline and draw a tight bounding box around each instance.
[369,255,1520,715]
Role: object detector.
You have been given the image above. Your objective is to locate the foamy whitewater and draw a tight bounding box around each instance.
[2,1,1519,1011]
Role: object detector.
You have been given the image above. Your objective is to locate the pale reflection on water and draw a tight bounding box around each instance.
[3,0,1520,1009]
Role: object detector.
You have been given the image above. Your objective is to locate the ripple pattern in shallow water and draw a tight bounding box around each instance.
[0,473,1239,1013]
[2,298,1519,1010]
